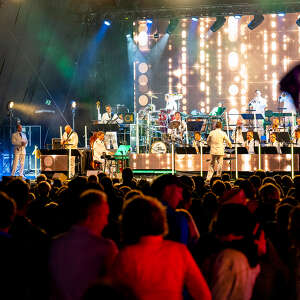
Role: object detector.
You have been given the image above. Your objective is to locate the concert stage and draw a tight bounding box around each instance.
[129,154,298,174]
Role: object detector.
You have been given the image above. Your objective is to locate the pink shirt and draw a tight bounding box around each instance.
[112,236,211,300]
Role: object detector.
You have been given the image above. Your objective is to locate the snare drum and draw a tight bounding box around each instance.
[151,141,167,154]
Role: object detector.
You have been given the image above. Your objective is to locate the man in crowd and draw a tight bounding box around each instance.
[49,190,118,300]
[206,122,232,182]
[11,124,28,177]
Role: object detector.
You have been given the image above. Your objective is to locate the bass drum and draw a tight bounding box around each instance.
[151,141,167,154]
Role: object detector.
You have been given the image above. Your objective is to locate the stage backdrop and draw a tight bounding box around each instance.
[133,15,300,123]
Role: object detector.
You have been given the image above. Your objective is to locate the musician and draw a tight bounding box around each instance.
[11,124,28,177]
[244,131,257,154]
[269,133,282,154]
[278,92,297,126]
[165,94,178,115]
[231,119,245,145]
[61,125,78,149]
[101,104,123,149]
[92,131,113,169]
[206,121,232,182]
[249,90,267,116]
[193,131,203,153]
[168,112,187,142]
[293,128,300,146]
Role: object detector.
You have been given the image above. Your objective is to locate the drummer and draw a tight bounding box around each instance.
[168,112,187,143]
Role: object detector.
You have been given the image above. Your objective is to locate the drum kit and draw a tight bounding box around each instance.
[136,105,187,154]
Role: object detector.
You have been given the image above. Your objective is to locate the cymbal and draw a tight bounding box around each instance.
[169,121,180,129]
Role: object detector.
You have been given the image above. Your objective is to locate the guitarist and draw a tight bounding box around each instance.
[61,125,78,149]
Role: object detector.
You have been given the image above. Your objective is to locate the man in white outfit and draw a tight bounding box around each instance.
[61,125,78,149]
[101,105,123,149]
[206,122,232,182]
[11,124,28,177]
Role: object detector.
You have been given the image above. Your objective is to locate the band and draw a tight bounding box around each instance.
[10,90,300,178]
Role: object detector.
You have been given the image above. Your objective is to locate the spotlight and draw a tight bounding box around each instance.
[146,19,153,24]
[166,19,179,34]
[192,17,198,22]
[210,16,226,32]
[277,13,285,17]
[234,15,242,19]
[296,17,300,27]
[126,33,131,38]
[104,20,111,26]
[7,101,14,110]
[71,101,77,110]
[248,15,264,30]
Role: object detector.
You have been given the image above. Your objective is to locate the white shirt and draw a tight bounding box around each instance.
[279,93,297,114]
[12,131,28,154]
[93,139,110,161]
[244,139,256,154]
[101,112,123,124]
[207,128,232,155]
[62,131,78,149]
[231,127,245,145]
[249,96,267,116]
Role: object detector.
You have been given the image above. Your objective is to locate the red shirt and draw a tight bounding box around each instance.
[112,236,211,300]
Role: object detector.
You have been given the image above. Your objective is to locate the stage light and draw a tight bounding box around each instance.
[8,101,14,110]
[192,17,198,22]
[234,15,242,19]
[104,20,111,26]
[166,19,179,34]
[277,13,285,17]
[71,101,77,109]
[146,19,153,24]
[248,15,264,30]
[126,33,131,38]
[296,17,300,27]
[210,16,226,32]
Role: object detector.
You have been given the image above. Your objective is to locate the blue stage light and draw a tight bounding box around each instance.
[192,17,198,22]
[146,19,153,24]
[104,20,111,26]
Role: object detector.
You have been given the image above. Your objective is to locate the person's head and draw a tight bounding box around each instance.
[65,125,72,134]
[36,173,47,184]
[0,192,16,232]
[255,90,261,97]
[247,131,254,141]
[97,131,105,141]
[259,183,281,204]
[121,195,168,244]
[216,121,222,129]
[17,124,22,132]
[270,133,277,143]
[6,179,30,213]
[194,132,201,141]
[88,175,98,184]
[151,174,183,209]
[105,105,112,114]
[212,180,226,198]
[236,119,243,126]
[122,167,134,182]
[215,203,255,238]
[77,190,109,236]
[37,181,51,198]
[174,112,181,121]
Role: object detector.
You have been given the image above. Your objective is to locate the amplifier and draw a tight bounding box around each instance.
[52,138,62,150]
[40,155,75,172]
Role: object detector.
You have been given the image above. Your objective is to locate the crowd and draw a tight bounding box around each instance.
[0,168,299,300]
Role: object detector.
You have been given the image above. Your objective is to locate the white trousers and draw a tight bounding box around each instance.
[206,155,224,181]
[105,132,118,149]
[11,154,25,177]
